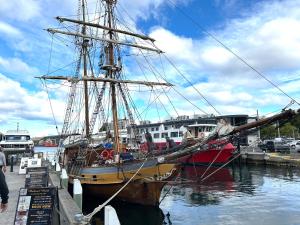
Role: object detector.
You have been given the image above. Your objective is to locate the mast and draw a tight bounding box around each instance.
[82,0,90,137]
[107,0,120,154]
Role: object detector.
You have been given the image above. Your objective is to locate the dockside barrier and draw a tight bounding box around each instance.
[49,172,82,225]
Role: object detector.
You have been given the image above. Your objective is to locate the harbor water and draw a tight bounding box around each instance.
[37,147,300,225]
[85,164,300,225]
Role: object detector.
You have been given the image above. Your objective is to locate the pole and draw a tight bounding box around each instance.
[82,0,90,137]
[257,109,261,141]
[107,1,120,156]
[277,121,280,138]
[10,156,14,172]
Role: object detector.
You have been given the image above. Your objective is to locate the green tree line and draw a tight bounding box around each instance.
[260,114,300,140]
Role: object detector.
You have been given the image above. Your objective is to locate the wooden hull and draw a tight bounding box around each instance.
[67,157,178,206]
[82,180,167,206]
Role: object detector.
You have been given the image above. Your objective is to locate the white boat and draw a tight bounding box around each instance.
[0,130,34,154]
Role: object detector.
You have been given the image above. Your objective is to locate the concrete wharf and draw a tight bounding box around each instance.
[0,166,23,225]
[0,165,81,225]
[240,147,300,167]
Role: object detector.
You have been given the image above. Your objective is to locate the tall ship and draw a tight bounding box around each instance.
[38,0,299,206]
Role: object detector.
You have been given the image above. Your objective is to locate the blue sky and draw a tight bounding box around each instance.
[0,0,299,137]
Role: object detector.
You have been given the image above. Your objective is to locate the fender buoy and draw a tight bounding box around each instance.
[101,150,109,160]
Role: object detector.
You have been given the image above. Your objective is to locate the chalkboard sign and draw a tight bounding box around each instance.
[14,187,57,225]
[25,166,49,188]
[25,173,48,188]
[26,166,48,175]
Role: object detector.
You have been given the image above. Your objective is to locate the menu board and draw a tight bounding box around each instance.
[26,167,48,175]
[25,166,49,188]
[25,173,48,188]
[14,187,57,225]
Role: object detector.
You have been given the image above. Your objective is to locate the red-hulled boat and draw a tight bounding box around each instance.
[139,123,236,165]
[179,139,236,165]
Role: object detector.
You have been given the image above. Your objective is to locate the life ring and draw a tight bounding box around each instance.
[199,132,205,139]
[109,150,115,159]
[101,150,109,160]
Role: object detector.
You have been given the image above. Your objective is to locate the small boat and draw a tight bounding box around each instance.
[43,139,58,147]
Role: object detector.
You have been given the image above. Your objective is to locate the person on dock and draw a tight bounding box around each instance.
[0,168,8,212]
[166,136,176,149]
[0,147,6,173]
[145,131,154,153]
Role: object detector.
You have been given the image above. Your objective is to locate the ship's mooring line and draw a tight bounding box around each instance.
[200,141,229,179]
[201,153,241,182]
[83,159,147,222]
[159,172,181,204]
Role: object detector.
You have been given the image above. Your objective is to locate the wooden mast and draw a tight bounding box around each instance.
[107,0,120,155]
[82,0,90,137]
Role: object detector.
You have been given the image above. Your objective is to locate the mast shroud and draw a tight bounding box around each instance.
[56,16,156,42]
[46,29,163,53]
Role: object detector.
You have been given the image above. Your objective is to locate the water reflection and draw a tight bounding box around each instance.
[84,164,300,225]
[84,196,164,225]
[164,166,235,206]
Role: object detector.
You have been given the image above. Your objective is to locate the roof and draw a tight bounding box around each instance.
[5,130,30,135]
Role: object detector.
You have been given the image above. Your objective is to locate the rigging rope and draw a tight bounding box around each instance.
[118,4,214,116]
[201,152,241,182]
[83,159,147,222]
[163,54,221,115]
[200,141,229,179]
[166,0,300,107]
[43,34,60,135]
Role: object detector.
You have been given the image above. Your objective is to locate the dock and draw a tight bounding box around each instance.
[1,166,24,225]
[240,147,300,167]
[0,164,82,225]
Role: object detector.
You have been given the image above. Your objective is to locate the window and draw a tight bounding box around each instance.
[154,133,159,139]
[5,135,30,141]
[164,126,168,130]
[179,131,183,137]
[141,129,144,133]
[155,127,159,131]
[171,132,178,138]
[151,127,155,131]
[198,127,204,132]
[161,133,168,138]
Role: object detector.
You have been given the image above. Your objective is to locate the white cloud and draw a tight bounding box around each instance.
[0,73,66,136]
[0,57,39,80]
[0,22,22,37]
[0,0,41,21]
[142,0,300,116]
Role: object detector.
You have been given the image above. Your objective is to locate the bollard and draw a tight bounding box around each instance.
[60,169,68,189]
[73,179,82,210]
[105,205,121,225]
[10,156,14,172]
[55,162,61,172]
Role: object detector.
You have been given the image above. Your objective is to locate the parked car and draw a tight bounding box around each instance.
[289,140,300,153]
[274,141,290,153]
[259,140,275,152]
